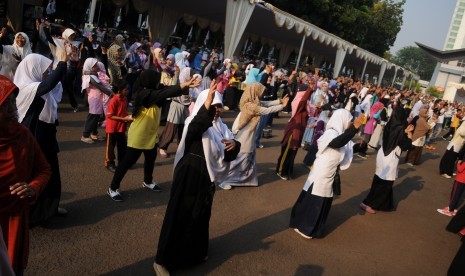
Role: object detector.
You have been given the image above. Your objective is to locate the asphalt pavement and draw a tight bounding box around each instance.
[26,102,461,275]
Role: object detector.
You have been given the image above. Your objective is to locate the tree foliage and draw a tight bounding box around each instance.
[391,46,437,80]
[267,0,405,56]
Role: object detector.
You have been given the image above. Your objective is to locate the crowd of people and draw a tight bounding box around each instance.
[1,15,465,276]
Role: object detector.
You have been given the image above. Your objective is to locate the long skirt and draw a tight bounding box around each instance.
[155,153,215,270]
[440,148,458,176]
[29,121,61,226]
[223,86,238,110]
[301,118,317,147]
[449,239,465,276]
[303,144,318,167]
[362,174,394,211]
[405,145,423,165]
[276,137,298,179]
[289,185,333,238]
[446,205,465,276]
[158,122,184,151]
[222,152,258,187]
[368,124,383,149]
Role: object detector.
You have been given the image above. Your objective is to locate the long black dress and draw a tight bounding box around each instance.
[446,205,465,275]
[21,62,67,226]
[155,105,239,270]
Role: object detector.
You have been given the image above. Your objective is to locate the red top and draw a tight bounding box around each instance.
[106,95,128,133]
[0,123,51,272]
[456,161,465,183]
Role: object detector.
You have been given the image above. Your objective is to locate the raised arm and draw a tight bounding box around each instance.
[36,61,67,97]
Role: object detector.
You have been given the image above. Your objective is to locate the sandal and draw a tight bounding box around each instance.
[159,149,169,158]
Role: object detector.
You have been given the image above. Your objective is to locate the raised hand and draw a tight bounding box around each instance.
[353,114,366,129]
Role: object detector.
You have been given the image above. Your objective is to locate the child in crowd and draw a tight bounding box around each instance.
[97,61,112,128]
[105,79,132,172]
[437,155,465,217]
[81,58,114,144]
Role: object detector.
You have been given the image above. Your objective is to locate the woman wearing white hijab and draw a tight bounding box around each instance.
[0,32,32,80]
[174,51,189,71]
[44,27,79,111]
[14,52,69,225]
[154,82,240,276]
[290,109,364,239]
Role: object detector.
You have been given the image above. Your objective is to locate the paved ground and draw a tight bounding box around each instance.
[26,101,461,275]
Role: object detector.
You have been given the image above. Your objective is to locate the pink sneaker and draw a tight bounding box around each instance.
[437,207,455,217]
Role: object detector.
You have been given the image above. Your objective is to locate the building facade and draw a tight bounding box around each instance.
[430,0,465,89]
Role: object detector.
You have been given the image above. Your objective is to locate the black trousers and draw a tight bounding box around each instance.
[63,65,78,108]
[83,114,101,137]
[105,132,127,167]
[110,146,157,190]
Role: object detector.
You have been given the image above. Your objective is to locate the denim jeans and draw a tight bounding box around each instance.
[255,114,272,147]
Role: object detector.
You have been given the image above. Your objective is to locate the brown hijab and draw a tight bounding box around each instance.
[236,82,266,132]
[411,108,430,142]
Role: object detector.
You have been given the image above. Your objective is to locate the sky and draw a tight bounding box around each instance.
[390,0,456,54]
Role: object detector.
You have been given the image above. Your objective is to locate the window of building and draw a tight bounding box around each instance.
[457,59,465,67]
[451,31,458,37]
[459,8,465,12]
[453,26,460,31]
[447,43,454,49]
[457,14,463,19]
[460,2,465,7]
[449,38,456,43]
[454,20,461,25]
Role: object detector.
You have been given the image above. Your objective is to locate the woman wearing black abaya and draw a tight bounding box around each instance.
[446,205,465,275]
[14,52,70,225]
[360,103,414,214]
[154,83,240,276]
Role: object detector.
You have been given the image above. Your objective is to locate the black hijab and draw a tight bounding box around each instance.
[132,69,162,118]
[382,103,407,156]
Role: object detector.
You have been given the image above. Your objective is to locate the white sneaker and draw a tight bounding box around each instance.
[143,182,161,192]
[107,188,123,201]
[219,183,232,190]
[81,136,95,144]
[441,173,452,179]
[294,228,312,239]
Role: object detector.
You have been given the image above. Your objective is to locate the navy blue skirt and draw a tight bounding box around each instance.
[289,185,333,238]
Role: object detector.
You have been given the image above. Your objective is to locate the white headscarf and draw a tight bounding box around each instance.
[39,82,63,124]
[175,52,186,71]
[0,32,32,80]
[303,109,354,197]
[14,54,53,123]
[81,58,99,91]
[190,73,203,101]
[174,89,234,184]
[317,109,354,170]
[49,28,76,69]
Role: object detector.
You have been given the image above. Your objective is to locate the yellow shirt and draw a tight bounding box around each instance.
[127,105,162,150]
[452,117,460,128]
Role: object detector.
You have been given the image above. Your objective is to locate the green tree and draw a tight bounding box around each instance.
[391,46,437,80]
[267,0,405,56]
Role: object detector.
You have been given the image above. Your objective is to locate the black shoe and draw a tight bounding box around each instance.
[106,164,117,173]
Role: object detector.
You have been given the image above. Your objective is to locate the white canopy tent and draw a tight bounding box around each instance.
[105,0,418,85]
